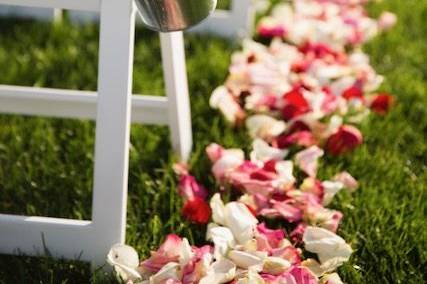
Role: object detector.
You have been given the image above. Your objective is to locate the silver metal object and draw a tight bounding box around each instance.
[135,0,217,32]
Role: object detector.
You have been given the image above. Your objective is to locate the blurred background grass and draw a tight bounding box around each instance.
[0,0,426,283]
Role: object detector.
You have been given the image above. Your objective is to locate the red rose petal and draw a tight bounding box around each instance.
[182,197,212,224]
[326,125,363,155]
[275,131,317,149]
[250,169,277,181]
[263,160,277,173]
[281,89,311,121]
[370,93,394,114]
[342,85,364,101]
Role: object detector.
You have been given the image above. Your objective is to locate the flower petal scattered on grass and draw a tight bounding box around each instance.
[182,197,212,224]
[109,1,397,283]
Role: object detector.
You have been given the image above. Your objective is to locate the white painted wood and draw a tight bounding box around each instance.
[0,0,193,267]
[160,32,192,161]
[0,214,95,261]
[0,0,99,11]
[53,8,62,21]
[189,0,256,38]
[230,0,256,37]
[0,5,54,19]
[131,95,170,125]
[61,0,256,38]
[0,85,169,125]
[0,0,255,38]
[90,0,136,265]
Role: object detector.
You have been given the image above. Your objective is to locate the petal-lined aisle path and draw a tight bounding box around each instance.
[108,1,397,283]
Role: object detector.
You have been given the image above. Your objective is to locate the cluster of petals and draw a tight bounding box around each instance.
[257,0,396,48]
[108,1,396,283]
[175,169,212,224]
[210,36,394,154]
[108,195,352,284]
[211,5,395,154]
[206,142,358,233]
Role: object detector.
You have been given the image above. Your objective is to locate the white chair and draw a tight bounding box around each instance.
[190,0,256,38]
[0,0,191,266]
[0,0,257,38]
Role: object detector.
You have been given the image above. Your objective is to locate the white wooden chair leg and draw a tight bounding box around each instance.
[90,0,136,266]
[0,0,195,265]
[53,8,62,22]
[232,0,256,38]
[160,32,193,162]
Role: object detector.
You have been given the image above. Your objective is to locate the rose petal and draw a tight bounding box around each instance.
[199,258,237,284]
[210,193,227,225]
[107,244,141,281]
[370,93,394,115]
[326,125,363,156]
[206,224,236,260]
[288,266,318,284]
[282,88,311,121]
[246,115,287,140]
[303,226,352,271]
[333,171,359,192]
[182,197,212,224]
[225,202,259,244]
[142,235,182,273]
[295,146,324,177]
[250,139,288,164]
[262,256,291,275]
[321,181,344,206]
[178,175,208,201]
[228,250,264,269]
[149,262,180,283]
[210,86,245,124]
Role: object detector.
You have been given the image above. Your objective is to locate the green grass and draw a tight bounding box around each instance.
[0,0,426,283]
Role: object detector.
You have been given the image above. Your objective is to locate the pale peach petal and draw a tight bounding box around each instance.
[321,272,344,284]
[333,171,359,192]
[210,86,245,124]
[262,256,291,275]
[228,250,264,269]
[246,115,287,141]
[250,139,288,164]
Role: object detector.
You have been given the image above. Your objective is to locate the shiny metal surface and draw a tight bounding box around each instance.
[135,0,217,32]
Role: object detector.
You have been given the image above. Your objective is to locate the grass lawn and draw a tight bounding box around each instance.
[0,0,426,283]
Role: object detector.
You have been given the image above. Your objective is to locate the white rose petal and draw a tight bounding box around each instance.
[246,115,286,140]
[200,259,237,284]
[263,256,291,275]
[274,160,296,187]
[303,227,352,271]
[250,138,288,164]
[179,238,194,266]
[210,86,242,124]
[295,146,324,177]
[228,250,264,269]
[206,223,236,259]
[321,181,344,206]
[212,153,244,181]
[107,244,141,281]
[210,193,227,225]
[149,262,180,283]
[224,202,259,244]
